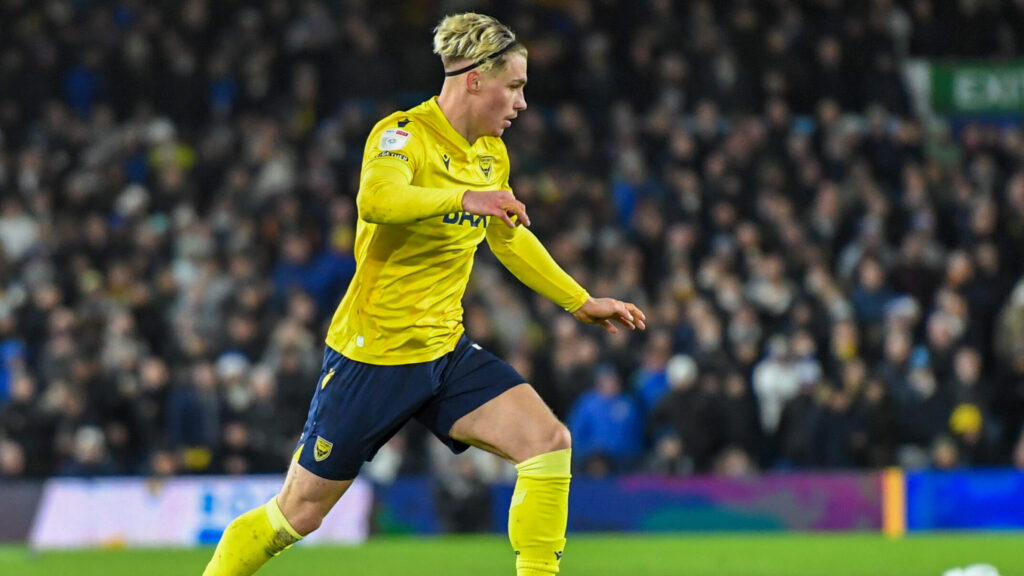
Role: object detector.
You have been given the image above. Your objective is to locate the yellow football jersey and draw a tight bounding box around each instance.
[325,97,588,365]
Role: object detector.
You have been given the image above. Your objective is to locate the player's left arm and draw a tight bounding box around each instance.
[484,162,645,334]
[486,224,645,333]
[486,143,644,333]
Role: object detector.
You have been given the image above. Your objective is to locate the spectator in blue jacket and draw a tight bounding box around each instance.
[569,364,645,475]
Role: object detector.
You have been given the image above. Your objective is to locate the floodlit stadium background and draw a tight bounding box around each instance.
[1,0,1024,574]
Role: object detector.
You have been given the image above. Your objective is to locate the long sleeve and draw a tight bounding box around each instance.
[486,223,589,313]
[356,161,467,224]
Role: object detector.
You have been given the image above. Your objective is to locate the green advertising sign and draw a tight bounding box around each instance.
[931,61,1024,115]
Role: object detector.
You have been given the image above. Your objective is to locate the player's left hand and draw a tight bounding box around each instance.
[572,297,646,334]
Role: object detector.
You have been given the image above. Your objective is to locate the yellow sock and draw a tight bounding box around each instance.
[509,448,571,576]
[203,496,303,576]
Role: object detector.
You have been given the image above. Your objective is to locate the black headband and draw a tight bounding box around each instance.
[444,41,519,77]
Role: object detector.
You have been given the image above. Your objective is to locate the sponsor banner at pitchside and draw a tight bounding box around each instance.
[29,475,372,549]
[931,61,1024,115]
[377,473,884,534]
[0,481,44,542]
[906,470,1024,530]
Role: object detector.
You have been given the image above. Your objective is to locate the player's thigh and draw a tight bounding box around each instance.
[449,383,571,464]
[295,346,434,481]
[277,459,353,535]
[412,337,566,464]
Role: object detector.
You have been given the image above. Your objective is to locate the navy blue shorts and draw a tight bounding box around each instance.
[294,336,525,480]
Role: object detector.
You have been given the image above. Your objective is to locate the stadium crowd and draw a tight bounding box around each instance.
[2,0,1024,485]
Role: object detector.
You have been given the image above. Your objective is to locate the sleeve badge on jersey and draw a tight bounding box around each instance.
[376,151,409,161]
[380,128,411,151]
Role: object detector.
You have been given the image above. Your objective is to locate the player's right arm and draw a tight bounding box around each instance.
[357,122,530,227]
[357,120,465,224]
[358,169,465,225]
[361,171,530,228]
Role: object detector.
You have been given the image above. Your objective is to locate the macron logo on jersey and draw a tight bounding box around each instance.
[380,129,410,151]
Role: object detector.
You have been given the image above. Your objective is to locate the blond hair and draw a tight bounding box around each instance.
[433,13,527,76]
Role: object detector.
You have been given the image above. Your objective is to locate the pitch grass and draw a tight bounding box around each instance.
[1,533,1022,576]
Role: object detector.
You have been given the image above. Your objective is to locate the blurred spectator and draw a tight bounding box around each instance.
[0,335,27,405]
[0,197,40,264]
[948,401,996,467]
[1014,428,1024,470]
[271,232,353,317]
[930,435,961,470]
[712,446,757,477]
[0,373,55,476]
[851,256,895,333]
[167,361,220,473]
[146,448,180,478]
[243,364,291,465]
[717,370,761,460]
[134,358,171,463]
[775,369,826,468]
[853,376,897,468]
[213,420,264,475]
[895,366,952,468]
[568,365,645,475]
[0,439,27,478]
[434,457,494,534]
[647,355,709,474]
[59,426,120,477]
[752,336,801,444]
[633,329,674,416]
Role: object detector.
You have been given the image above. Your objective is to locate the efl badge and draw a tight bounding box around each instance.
[380,129,410,151]
[314,436,333,462]
[478,155,494,180]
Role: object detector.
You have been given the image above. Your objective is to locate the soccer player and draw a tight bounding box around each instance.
[203,12,645,576]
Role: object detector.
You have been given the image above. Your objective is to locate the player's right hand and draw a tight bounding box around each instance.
[462,190,530,228]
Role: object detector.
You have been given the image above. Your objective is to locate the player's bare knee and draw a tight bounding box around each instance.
[279,494,329,536]
[516,423,570,462]
[551,423,571,452]
[536,423,570,455]
[289,507,325,536]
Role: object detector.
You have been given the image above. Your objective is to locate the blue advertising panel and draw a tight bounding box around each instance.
[907,471,1024,530]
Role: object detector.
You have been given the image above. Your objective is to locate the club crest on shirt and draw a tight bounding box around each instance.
[380,128,410,151]
[314,436,333,461]
[478,155,494,179]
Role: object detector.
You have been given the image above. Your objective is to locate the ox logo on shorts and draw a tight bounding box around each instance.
[314,436,334,461]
